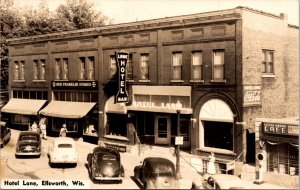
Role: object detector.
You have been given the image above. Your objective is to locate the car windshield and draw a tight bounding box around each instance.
[153,165,175,175]
[102,154,117,161]
[20,135,38,141]
[58,143,73,148]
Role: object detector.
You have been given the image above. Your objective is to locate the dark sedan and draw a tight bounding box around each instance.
[15,131,41,158]
[0,121,11,148]
[134,157,179,189]
[87,147,124,183]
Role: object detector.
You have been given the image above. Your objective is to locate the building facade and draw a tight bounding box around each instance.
[3,7,298,177]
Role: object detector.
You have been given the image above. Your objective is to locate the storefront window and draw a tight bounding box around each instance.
[51,117,78,132]
[203,121,233,151]
[267,143,299,175]
[13,114,29,124]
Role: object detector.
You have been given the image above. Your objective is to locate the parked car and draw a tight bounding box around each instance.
[0,121,11,148]
[48,137,78,167]
[192,174,250,189]
[15,131,41,158]
[134,157,178,189]
[87,146,124,183]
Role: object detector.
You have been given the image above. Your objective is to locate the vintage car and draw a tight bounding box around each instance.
[192,174,250,189]
[0,121,11,148]
[15,131,41,158]
[87,146,124,183]
[134,157,178,189]
[48,137,78,167]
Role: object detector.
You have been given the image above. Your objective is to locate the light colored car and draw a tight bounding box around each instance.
[48,137,78,167]
[192,174,250,189]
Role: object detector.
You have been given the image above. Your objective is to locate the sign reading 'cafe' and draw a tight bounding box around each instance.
[115,51,129,103]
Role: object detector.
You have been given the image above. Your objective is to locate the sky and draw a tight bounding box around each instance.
[12,0,299,26]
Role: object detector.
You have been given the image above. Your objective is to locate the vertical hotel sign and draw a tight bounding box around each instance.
[115,51,128,103]
[243,85,261,107]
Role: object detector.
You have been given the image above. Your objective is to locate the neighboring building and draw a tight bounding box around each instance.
[3,6,298,179]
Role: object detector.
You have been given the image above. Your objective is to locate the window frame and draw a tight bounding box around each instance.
[211,49,225,82]
[262,49,275,76]
[171,52,183,81]
[191,51,203,82]
[139,53,150,81]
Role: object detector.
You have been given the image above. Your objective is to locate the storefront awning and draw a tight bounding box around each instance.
[39,101,96,119]
[1,98,47,115]
[105,96,127,114]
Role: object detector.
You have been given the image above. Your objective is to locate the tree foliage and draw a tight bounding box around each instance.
[0,0,111,91]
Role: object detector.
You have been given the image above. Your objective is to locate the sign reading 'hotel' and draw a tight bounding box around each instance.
[115,51,129,103]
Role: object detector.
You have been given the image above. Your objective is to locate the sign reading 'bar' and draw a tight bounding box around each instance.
[115,51,129,103]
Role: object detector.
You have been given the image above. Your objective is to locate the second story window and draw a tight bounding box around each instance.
[212,50,224,80]
[54,58,69,80]
[140,54,149,80]
[14,61,25,80]
[262,50,274,75]
[110,55,117,77]
[79,57,95,80]
[172,52,182,80]
[127,54,133,80]
[191,51,202,80]
[33,59,46,80]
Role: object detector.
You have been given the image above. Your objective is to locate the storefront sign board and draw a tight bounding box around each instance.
[263,122,298,136]
[115,51,128,103]
[51,81,97,90]
[175,136,183,145]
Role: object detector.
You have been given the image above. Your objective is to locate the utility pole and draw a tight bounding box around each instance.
[175,110,182,179]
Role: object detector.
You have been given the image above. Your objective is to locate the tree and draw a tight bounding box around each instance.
[55,0,111,30]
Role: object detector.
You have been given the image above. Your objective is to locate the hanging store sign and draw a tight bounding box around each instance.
[115,51,128,103]
[51,81,97,90]
[263,122,299,136]
[243,85,261,107]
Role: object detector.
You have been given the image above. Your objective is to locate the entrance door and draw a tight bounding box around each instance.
[155,115,171,145]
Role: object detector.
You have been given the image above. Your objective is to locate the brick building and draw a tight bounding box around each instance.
[2,6,298,179]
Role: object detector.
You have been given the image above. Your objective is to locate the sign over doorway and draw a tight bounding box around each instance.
[115,51,129,103]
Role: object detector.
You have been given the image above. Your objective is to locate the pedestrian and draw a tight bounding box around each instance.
[207,152,216,175]
[40,119,47,140]
[31,121,38,132]
[59,124,68,137]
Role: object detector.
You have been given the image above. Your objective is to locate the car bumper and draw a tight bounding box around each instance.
[50,159,77,164]
[94,176,123,181]
[15,152,41,156]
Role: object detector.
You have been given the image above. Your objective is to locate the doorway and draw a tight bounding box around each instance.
[155,115,171,145]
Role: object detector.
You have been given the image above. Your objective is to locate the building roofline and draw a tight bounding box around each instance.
[7,6,295,43]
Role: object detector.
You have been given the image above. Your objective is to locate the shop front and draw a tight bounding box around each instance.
[39,100,97,138]
[255,118,299,188]
[126,85,193,149]
[1,98,47,130]
[194,97,241,175]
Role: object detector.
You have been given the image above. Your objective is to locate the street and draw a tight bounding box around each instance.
[0,129,197,189]
[0,129,288,189]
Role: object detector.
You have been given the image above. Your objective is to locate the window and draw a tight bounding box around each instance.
[127,54,133,80]
[110,55,117,77]
[79,57,85,80]
[212,50,224,80]
[14,61,19,80]
[191,51,202,80]
[172,52,182,80]
[79,57,95,80]
[140,54,149,80]
[62,58,69,80]
[33,59,46,80]
[262,50,274,74]
[203,121,233,151]
[55,59,61,80]
[55,58,68,80]
[87,57,95,80]
[14,61,25,80]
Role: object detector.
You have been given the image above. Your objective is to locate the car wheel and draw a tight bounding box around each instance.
[73,163,77,167]
[15,154,19,159]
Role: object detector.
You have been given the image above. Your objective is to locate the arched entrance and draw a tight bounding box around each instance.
[199,98,234,152]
